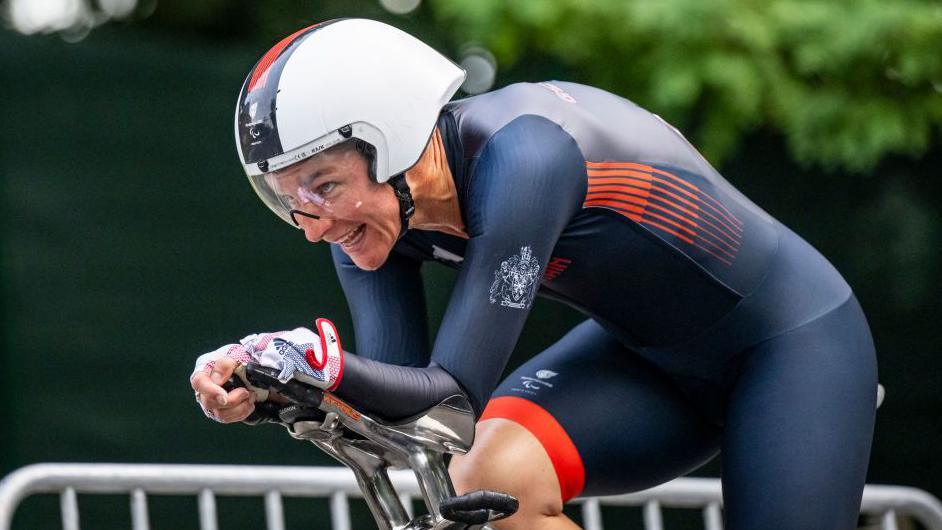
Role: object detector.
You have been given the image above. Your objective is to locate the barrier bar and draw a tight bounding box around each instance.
[2,464,941,530]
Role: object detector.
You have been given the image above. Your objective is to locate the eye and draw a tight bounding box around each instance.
[317,182,337,195]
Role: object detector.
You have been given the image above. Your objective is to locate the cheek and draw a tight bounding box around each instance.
[363,200,400,239]
[374,225,398,255]
[352,224,397,271]
[349,189,400,270]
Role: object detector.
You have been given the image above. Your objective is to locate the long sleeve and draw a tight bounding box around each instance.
[332,115,586,420]
[331,244,430,366]
[430,115,587,413]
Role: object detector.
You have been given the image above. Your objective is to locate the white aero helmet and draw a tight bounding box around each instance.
[234,18,466,226]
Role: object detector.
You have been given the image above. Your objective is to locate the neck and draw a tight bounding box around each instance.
[403,127,467,239]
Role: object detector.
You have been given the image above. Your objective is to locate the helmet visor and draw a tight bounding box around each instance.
[248,149,373,228]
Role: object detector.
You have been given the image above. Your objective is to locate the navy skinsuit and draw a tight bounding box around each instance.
[331,82,878,530]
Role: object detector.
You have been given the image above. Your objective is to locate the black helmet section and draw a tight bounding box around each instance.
[236,20,341,168]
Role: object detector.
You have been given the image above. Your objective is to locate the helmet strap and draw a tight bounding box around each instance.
[387,173,415,239]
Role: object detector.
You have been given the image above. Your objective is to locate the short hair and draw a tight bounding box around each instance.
[319,138,377,181]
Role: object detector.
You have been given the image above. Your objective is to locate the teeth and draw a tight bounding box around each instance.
[341,225,363,246]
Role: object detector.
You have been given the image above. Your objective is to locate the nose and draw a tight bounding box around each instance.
[296,215,334,243]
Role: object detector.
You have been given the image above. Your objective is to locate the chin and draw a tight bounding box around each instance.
[349,247,392,271]
[346,224,396,270]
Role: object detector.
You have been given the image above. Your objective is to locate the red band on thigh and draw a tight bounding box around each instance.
[480,396,585,501]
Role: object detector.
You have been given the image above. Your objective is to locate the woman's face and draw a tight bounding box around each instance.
[268,145,400,270]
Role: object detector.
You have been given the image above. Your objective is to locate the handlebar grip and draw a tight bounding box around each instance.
[222,375,245,392]
[237,363,325,408]
[440,490,519,524]
[220,363,327,424]
[221,369,281,426]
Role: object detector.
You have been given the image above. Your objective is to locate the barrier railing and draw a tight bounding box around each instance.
[1,463,941,530]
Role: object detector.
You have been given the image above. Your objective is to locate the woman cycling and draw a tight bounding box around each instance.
[191,19,878,530]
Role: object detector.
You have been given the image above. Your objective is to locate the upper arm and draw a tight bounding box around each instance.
[331,244,431,366]
[430,115,587,412]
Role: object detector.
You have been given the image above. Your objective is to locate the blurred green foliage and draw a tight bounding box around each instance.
[12,0,942,171]
[102,0,942,169]
[431,0,942,171]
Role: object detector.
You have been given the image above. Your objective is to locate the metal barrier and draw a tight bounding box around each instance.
[2,463,941,530]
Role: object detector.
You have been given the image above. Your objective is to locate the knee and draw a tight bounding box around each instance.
[449,419,567,528]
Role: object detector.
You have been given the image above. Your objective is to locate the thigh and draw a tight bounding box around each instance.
[722,296,878,530]
[484,319,721,499]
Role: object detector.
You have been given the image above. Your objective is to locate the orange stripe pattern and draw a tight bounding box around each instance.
[584,161,743,266]
[480,396,585,502]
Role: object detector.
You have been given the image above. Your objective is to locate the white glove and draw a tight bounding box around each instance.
[191,318,345,392]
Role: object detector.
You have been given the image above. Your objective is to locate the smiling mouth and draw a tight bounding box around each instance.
[339,224,366,248]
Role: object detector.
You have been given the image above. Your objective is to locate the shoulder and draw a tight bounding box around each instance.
[463,115,587,235]
[473,115,587,190]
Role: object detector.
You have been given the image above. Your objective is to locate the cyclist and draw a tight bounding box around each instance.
[190,19,878,530]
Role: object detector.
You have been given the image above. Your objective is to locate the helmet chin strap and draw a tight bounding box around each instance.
[387,173,415,239]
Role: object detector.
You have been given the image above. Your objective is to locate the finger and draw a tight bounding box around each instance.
[192,373,219,394]
[192,373,230,407]
[214,400,256,423]
[190,372,207,392]
[211,357,239,386]
[204,387,249,412]
[223,387,252,407]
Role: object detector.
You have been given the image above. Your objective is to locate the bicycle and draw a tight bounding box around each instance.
[225,363,518,530]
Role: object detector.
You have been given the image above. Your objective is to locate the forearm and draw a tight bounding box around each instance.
[333,245,433,366]
[335,353,467,421]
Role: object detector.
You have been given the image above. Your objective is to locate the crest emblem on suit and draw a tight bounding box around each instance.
[489,246,541,309]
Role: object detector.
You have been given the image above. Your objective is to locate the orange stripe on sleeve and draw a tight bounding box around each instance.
[619,163,744,227]
[593,170,741,235]
[583,200,696,244]
[639,218,696,245]
[588,176,654,191]
[590,174,711,221]
[586,192,699,232]
[694,224,741,253]
[584,197,697,237]
[598,178,742,241]
[694,232,737,260]
[588,165,744,233]
[585,161,743,266]
[644,193,741,248]
[694,241,734,266]
[587,184,652,200]
[480,397,586,502]
[639,165,744,227]
[587,185,716,232]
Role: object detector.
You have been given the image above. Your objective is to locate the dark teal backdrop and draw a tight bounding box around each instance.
[2,24,940,529]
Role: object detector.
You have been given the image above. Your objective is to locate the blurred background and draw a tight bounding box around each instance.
[1,0,940,528]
